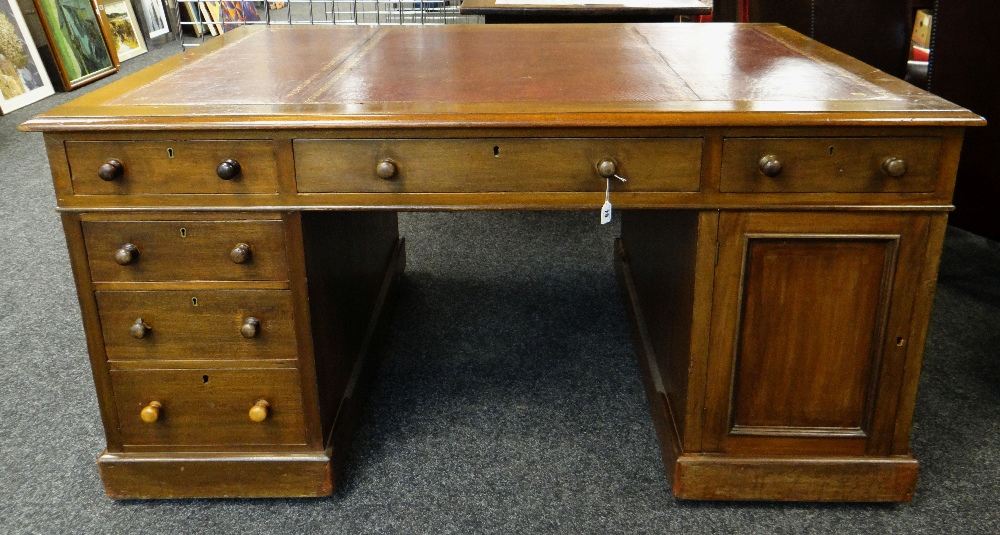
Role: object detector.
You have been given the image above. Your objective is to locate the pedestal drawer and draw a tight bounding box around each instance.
[83,219,288,282]
[294,138,703,193]
[96,290,297,362]
[720,137,942,193]
[66,140,279,195]
[111,368,307,447]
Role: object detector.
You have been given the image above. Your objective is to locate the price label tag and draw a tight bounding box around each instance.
[600,178,612,224]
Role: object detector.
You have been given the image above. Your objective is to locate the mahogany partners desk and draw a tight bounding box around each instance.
[22,24,983,501]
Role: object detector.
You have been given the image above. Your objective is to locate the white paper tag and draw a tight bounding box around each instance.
[601,177,613,224]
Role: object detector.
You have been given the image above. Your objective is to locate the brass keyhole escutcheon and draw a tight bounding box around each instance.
[191,297,198,307]
[167,148,174,158]
[179,227,187,238]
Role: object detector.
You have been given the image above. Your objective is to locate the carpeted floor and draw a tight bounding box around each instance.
[1,38,998,534]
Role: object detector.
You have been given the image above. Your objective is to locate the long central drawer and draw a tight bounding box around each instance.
[294,138,703,193]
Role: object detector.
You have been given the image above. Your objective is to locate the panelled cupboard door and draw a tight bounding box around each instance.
[703,212,931,457]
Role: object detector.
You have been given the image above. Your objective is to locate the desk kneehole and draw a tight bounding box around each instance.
[293,138,703,193]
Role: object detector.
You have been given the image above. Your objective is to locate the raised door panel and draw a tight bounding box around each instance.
[703,211,929,456]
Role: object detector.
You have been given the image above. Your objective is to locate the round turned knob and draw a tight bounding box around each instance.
[130,318,150,339]
[140,401,162,423]
[230,243,252,264]
[248,399,270,422]
[97,159,124,181]
[241,317,260,339]
[881,157,908,178]
[758,155,783,178]
[216,158,242,180]
[114,243,139,266]
[596,159,618,179]
[376,159,397,180]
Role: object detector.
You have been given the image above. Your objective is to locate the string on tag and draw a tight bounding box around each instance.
[600,177,612,225]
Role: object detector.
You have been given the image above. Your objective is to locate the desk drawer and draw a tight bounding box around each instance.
[111,368,306,447]
[66,140,279,195]
[294,138,702,193]
[96,290,297,362]
[83,219,288,282]
[720,137,942,193]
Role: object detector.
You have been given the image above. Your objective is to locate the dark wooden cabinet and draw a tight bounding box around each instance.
[927,1,1000,240]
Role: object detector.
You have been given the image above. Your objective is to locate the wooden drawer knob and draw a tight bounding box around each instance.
[376,159,397,180]
[597,159,618,179]
[881,157,908,178]
[596,159,627,182]
[97,159,124,181]
[241,317,259,339]
[230,243,252,264]
[216,158,242,180]
[114,243,139,265]
[130,318,150,339]
[249,399,270,422]
[140,401,162,423]
[758,155,782,177]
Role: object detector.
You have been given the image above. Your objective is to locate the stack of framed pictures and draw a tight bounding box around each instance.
[0,0,55,114]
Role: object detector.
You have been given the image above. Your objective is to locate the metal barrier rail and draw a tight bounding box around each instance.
[174,0,482,47]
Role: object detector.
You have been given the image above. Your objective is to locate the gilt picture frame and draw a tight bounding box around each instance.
[0,0,55,113]
[32,0,118,90]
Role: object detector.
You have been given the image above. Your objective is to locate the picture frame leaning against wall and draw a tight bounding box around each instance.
[0,0,55,113]
[102,0,147,61]
[31,0,119,90]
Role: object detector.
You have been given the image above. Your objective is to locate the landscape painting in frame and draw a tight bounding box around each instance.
[103,0,146,61]
[32,0,118,89]
[0,0,55,113]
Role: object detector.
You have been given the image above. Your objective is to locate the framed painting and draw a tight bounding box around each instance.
[139,0,168,37]
[180,0,203,37]
[221,1,259,32]
[32,0,118,90]
[101,0,147,61]
[0,0,55,113]
[199,1,221,36]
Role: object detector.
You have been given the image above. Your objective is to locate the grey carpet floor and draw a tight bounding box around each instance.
[1,39,998,534]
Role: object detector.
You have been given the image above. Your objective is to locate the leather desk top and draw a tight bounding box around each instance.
[21,24,983,132]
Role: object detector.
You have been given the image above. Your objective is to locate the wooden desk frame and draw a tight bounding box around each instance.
[23,24,983,502]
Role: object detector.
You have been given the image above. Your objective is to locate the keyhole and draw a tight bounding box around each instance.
[493,146,500,157]
[191,297,198,307]
[202,375,209,384]
[179,227,187,238]
[896,337,905,346]
[829,146,835,156]
[167,148,174,159]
